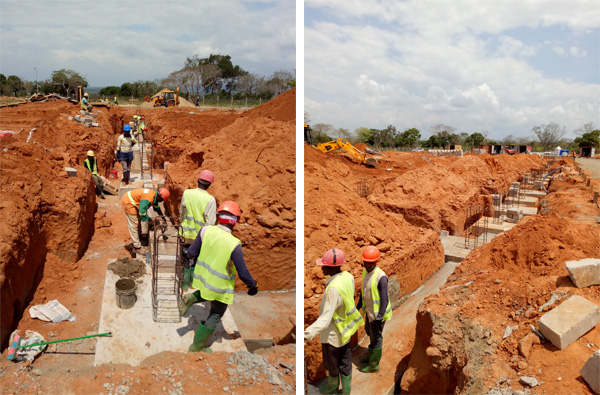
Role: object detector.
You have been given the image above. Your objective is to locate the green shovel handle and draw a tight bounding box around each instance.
[17,332,112,349]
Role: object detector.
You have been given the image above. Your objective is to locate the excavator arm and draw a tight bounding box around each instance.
[317,138,378,168]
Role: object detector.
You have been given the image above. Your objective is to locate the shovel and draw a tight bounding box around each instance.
[8,332,112,361]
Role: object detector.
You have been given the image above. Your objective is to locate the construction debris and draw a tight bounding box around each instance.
[566,258,600,288]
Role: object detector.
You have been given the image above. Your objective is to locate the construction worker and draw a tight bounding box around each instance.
[179,170,217,290]
[179,201,258,353]
[116,125,136,186]
[119,188,170,253]
[356,246,392,374]
[81,92,92,112]
[83,150,106,199]
[304,248,364,395]
[113,95,118,106]
[137,116,147,142]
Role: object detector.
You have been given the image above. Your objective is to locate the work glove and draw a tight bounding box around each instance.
[247,283,258,296]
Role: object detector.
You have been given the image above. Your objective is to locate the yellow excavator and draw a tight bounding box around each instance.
[317,138,379,168]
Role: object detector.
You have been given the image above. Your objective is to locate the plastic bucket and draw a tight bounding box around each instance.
[109,169,118,179]
[115,278,137,309]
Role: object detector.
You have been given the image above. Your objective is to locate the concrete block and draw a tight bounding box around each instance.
[67,116,73,121]
[539,295,600,350]
[580,350,600,394]
[65,167,77,177]
[91,122,99,127]
[566,259,600,288]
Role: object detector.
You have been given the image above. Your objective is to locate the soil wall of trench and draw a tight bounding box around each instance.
[303,146,548,381]
[0,100,124,349]
[400,161,600,394]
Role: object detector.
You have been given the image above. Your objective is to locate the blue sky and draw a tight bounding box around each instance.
[305,0,600,140]
[0,0,296,87]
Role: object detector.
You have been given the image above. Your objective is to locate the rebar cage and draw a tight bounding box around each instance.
[151,216,183,323]
[464,205,489,249]
[139,139,153,181]
[357,179,369,198]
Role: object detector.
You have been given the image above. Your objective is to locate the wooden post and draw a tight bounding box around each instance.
[231,96,233,108]
[593,192,598,205]
[217,96,219,107]
[245,97,247,107]
[586,179,591,187]
[203,96,205,106]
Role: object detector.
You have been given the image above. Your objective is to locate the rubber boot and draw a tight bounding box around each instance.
[188,322,214,353]
[340,374,352,394]
[140,233,149,247]
[359,348,381,373]
[182,268,192,291]
[178,291,199,316]
[318,375,339,395]
[359,347,372,364]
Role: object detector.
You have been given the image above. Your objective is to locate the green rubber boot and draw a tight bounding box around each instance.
[359,348,381,373]
[188,322,214,353]
[181,268,192,291]
[359,347,372,364]
[178,291,199,316]
[340,373,352,394]
[319,375,339,395]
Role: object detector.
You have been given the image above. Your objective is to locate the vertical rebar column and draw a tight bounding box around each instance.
[512,182,521,208]
[491,194,501,224]
[522,173,530,196]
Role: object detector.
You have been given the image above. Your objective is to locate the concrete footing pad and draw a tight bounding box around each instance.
[94,259,246,366]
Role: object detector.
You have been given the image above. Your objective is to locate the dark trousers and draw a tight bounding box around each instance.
[322,343,352,377]
[192,290,227,329]
[365,315,385,349]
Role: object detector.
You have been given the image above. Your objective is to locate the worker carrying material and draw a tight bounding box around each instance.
[179,200,258,353]
[80,92,92,112]
[83,150,105,199]
[116,125,136,186]
[304,248,364,395]
[356,246,392,374]
[119,188,169,253]
[179,170,217,290]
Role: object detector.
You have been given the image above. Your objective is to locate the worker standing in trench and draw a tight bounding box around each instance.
[304,248,364,395]
[356,246,392,373]
[119,188,170,253]
[116,125,136,186]
[83,150,106,199]
[178,201,258,353]
[178,170,217,291]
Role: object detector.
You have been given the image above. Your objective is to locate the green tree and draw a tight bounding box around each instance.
[422,135,442,148]
[355,127,373,145]
[531,122,566,151]
[120,82,133,97]
[51,69,87,97]
[99,86,121,96]
[373,125,397,148]
[574,130,600,149]
[6,75,24,96]
[465,132,485,148]
[395,128,421,148]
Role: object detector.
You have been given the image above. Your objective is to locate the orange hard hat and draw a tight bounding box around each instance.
[316,248,345,267]
[217,201,241,225]
[362,246,380,262]
[158,188,170,200]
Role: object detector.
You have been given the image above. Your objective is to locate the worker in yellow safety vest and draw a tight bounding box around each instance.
[304,248,364,395]
[119,188,169,253]
[179,170,217,290]
[83,150,105,199]
[179,201,258,353]
[356,246,392,374]
[116,125,136,186]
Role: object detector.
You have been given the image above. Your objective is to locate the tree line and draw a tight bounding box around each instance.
[306,115,600,152]
[0,53,294,101]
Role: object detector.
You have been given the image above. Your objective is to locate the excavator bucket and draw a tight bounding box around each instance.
[365,157,379,168]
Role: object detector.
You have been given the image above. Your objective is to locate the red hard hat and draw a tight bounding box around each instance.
[158,188,170,200]
[198,170,214,184]
[217,201,241,225]
[362,246,380,262]
[316,248,345,267]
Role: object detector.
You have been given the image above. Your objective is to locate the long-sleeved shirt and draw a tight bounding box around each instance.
[304,272,352,347]
[187,224,256,288]
[357,269,389,321]
[116,134,136,153]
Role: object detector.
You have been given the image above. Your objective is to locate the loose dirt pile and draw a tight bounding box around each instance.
[161,89,296,291]
[401,159,600,394]
[107,258,147,279]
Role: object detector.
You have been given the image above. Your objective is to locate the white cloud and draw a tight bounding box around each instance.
[569,46,588,57]
[553,46,566,56]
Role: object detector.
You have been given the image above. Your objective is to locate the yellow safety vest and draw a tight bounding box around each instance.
[191,226,240,305]
[179,189,213,241]
[361,267,392,322]
[326,271,364,344]
[83,158,98,176]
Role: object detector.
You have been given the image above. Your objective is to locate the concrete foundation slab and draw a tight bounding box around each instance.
[473,220,517,235]
[566,258,600,288]
[94,259,246,366]
[441,236,471,262]
[538,295,600,350]
[580,350,600,394]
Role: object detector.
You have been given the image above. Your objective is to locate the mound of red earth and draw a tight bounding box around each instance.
[304,147,549,381]
[401,160,600,394]
[160,89,296,291]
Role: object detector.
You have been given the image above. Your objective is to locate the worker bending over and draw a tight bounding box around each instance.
[356,246,392,373]
[179,201,258,353]
[83,150,105,199]
[81,92,92,112]
[119,188,170,253]
[116,125,136,186]
[179,170,217,290]
[305,249,364,395]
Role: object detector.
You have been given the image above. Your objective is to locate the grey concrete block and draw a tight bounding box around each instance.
[539,295,600,350]
[580,350,600,394]
[65,167,77,177]
[566,258,600,288]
